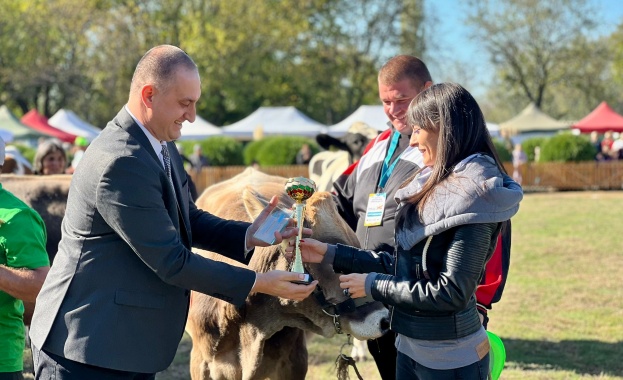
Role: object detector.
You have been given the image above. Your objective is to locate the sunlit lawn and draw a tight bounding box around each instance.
[25,191,623,379]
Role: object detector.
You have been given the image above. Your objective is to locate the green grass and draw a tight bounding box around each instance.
[25,192,623,379]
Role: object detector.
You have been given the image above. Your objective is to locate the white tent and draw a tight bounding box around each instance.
[487,122,501,138]
[0,129,13,143]
[49,109,101,141]
[221,106,325,139]
[325,105,389,137]
[179,115,222,140]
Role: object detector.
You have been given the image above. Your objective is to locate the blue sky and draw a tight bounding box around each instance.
[425,0,623,98]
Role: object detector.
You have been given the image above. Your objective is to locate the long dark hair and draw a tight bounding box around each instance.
[403,83,506,217]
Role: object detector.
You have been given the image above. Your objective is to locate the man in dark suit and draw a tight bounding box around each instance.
[29,45,317,379]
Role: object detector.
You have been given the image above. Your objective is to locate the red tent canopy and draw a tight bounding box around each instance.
[572,101,623,134]
[21,109,77,143]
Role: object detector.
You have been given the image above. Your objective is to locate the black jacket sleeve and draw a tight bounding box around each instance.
[372,223,499,314]
[332,243,395,275]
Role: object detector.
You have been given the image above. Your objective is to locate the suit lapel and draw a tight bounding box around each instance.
[114,108,191,246]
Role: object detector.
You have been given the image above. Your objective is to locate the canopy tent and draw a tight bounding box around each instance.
[179,115,222,140]
[499,103,569,135]
[572,101,623,134]
[325,105,389,137]
[221,106,325,139]
[487,123,501,138]
[0,105,49,141]
[0,129,13,143]
[21,109,77,143]
[49,109,101,141]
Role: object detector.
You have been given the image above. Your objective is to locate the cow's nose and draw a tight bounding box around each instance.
[380,316,390,334]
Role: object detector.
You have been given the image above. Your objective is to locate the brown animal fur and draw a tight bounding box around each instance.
[0,174,71,263]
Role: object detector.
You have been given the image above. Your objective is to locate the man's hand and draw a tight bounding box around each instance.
[247,196,312,248]
[252,270,318,301]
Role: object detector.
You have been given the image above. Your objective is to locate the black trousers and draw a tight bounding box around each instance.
[32,345,156,380]
[367,331,397,380]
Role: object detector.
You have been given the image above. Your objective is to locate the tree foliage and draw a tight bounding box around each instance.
[0,0,426,129]
[465,0,623,122]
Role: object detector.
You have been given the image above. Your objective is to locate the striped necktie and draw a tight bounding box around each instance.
[161,144,173,184]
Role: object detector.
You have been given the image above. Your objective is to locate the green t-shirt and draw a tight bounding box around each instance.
[0,183,49,372]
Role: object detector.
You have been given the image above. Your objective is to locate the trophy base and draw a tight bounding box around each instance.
[290,273,312,285]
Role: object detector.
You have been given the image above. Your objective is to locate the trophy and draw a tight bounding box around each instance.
[285,177,316,284]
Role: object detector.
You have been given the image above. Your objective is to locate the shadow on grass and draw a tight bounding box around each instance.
[505,338,623,377]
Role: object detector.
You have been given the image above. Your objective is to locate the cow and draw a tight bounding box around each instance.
[0,174,71,264]
[186,167,389,380]
[310,122,379,192]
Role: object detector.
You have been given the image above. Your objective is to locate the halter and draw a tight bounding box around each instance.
[311,282,373,335]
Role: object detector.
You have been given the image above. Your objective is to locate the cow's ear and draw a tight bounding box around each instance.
[242,187,269,220]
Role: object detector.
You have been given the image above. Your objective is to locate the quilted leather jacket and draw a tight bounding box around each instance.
[333,221,500,340]
[330,153,522,341]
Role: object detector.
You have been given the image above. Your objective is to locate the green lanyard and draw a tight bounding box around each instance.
[378,131,402,190]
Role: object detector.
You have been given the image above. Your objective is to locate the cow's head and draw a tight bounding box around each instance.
[316,121,379,163]
[241,183,389,340]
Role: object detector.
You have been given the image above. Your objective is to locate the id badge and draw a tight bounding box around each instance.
[364,193,386,227]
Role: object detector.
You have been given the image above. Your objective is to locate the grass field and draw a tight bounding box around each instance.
[25,191,623,379]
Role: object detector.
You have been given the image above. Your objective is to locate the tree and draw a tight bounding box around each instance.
[0,0,428,129]
[466,0,598,119]
[0,0,100,116]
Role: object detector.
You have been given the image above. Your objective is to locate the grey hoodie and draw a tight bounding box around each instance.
[394,153,523,251]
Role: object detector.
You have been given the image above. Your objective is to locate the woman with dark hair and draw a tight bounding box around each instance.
[293,83,522,379]
[33,139,67,175]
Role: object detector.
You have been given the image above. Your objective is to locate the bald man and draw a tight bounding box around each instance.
[29,45,317,379]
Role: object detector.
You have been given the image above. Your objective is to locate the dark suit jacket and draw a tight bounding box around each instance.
[30,108,257,373]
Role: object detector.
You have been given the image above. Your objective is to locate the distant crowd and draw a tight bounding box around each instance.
[592,130,623,161]
[0,137,210,176]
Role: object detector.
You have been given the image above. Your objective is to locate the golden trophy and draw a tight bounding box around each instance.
[285,177,316,284]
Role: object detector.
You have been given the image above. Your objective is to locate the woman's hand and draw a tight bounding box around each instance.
[284,238,327,263]
[339,273,368,299]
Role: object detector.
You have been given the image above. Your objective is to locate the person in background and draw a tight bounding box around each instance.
[295,83,522,379]
[330,55,430,379]
[610,133,623,160]
[0,136,50,380]
[189,143,209,173]
[66,136,90,174]
[29,44,317,380]
[32,139,67,175]
[331,55,514,378]
[600,130,615,157]
[296,143,313,165]
[512,143,528,184]
[590,131,601,157]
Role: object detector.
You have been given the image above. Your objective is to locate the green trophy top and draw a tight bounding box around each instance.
[285,177,316,203]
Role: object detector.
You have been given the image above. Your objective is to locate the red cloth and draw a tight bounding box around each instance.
[573,102,623,134]
[21,110,77,143]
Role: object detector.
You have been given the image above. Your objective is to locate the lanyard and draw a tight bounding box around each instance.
[378,131,402,190]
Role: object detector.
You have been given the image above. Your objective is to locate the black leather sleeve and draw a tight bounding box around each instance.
[332,243,395,275]
[372,222,499,313]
